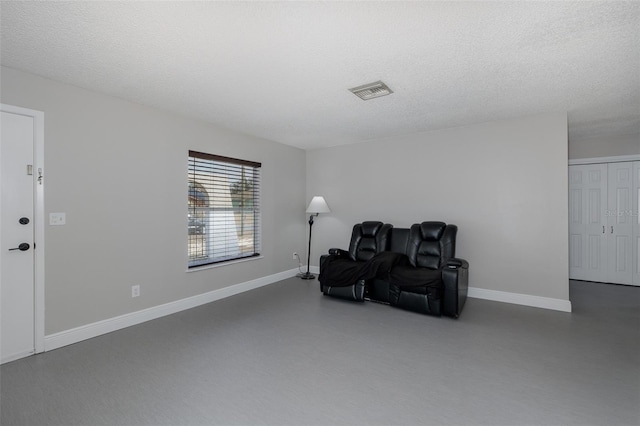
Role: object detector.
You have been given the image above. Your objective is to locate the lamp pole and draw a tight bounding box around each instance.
[300,213,317,279]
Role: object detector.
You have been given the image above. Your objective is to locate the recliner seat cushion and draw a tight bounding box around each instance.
[319,259,367,287]
[319,252,406,288]
[389,264,442,292]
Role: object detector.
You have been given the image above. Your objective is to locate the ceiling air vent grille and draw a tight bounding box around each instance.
[349,81,393,100]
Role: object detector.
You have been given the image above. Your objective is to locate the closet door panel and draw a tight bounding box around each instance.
[607,162,633,285]
[569,164,607,281]
[633,162,639,286]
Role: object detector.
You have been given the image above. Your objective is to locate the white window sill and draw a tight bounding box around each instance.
[186,255,264,273]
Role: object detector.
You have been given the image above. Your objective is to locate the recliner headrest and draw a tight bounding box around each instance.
[419,222,446,241]
[361,221,383,237]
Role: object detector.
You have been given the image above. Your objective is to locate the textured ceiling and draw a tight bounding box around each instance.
[1,1,638,150]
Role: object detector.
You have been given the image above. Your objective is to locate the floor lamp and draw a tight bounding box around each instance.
[298,196,331,280]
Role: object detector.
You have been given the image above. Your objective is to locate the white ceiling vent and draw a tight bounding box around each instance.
[349,80,393,100]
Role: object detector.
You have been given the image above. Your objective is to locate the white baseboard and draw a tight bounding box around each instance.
[2,349,36,365]
[44,268,300,352]
[468,287,572,313]
[313,268,571,312]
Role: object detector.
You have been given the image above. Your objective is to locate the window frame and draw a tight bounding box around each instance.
[188,150,262,269]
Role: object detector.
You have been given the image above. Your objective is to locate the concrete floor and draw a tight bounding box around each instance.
[1,279,638,425]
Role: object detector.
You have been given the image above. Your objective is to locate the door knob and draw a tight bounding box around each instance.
[8,243,30,252]
[19,217,30,225]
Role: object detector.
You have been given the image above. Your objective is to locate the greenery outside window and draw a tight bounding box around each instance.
[188,150,261,267]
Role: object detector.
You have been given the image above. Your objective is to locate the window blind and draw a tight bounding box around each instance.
[188,150,261,268]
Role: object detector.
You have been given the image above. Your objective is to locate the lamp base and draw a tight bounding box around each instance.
[296,272,316,280]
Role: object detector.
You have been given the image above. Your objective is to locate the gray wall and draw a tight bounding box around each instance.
[569,133,639,159]
[1,67,307,334]
[0,65,578,334]
[307,113,570,301]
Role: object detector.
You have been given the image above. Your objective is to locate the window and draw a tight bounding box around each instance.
[188,150,261,268]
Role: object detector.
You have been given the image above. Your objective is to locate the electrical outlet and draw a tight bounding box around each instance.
[131,285,140,298]
[293,252,298,260]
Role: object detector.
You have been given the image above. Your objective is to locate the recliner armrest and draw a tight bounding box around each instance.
[445,258,469,269]
[328,248,350,257]
[441,258,469,318]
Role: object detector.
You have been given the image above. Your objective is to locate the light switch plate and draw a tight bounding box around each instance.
[49,212,66,226]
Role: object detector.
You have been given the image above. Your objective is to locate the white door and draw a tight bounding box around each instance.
[607,162,634,285]
[1,110,37,363]
[569,164,607,282]
[633,162,640,286]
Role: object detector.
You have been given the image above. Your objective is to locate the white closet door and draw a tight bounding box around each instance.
[607,162,633,285]
[633,162,640,286]
[569,164,607,282]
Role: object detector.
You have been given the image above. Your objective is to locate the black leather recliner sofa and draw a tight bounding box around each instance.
[319,221,469,318]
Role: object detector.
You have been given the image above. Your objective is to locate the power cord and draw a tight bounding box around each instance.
[294,253,304,274]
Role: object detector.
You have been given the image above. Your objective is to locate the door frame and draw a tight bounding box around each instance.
[568,154,640,286]
[1,103,45,355]
[569,154,640,166]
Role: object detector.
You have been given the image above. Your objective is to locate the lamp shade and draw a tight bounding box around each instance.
[306,196,331,214]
